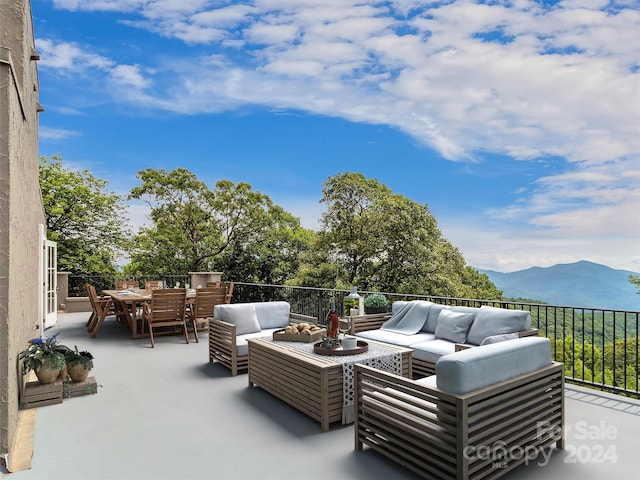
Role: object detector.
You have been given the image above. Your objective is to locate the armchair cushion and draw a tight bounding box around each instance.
[465,305,531,345]
[254,301,290,329]
[434,309,475,343]
[215,303,261,335]
[436,337,552,394]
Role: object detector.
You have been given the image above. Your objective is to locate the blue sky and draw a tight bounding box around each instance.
[33,0,640,273]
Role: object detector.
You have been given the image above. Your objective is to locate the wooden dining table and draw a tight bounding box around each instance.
[103,289,196,339]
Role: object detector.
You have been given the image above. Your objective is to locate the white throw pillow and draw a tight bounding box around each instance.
[434,309,475,344]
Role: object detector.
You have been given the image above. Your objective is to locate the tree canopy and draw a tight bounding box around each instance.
[125,168,312,283]
[39,154,129,273]
[292,172,502,299]
[42,159,500,299]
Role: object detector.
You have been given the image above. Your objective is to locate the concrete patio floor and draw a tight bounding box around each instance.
[4,312,640,480]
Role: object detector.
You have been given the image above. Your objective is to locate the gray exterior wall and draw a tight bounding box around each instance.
[0,0,45,456]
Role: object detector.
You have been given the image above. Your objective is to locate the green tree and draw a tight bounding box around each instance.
[460,266,504,299]
[216,204,314,284]
[630,274,640,295]
[294,171,502,298]
[126,168,312,282]
[126,168,219,274]
[39,154,129,273]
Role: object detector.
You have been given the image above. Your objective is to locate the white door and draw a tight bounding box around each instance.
[39,224,57,330]
[44,239,57,328]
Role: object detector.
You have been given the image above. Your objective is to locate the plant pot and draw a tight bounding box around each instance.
[57,364,68,381]
[67,364,91,383]
[364,306,387,314]
[35,364,62,384]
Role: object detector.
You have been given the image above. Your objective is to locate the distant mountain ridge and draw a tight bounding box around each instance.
[476,260,639,311]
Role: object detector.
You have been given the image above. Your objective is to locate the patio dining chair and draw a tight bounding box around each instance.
[187,286,227,342]
[116,280,139,290]
[86,284,119,338]
[144,280,164,290]
[206,281,234,304]
[141,288,189,348]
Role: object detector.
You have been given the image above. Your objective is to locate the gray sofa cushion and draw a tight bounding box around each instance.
[434,309,475,343]
[254,301,290,329]
[480,333,519,345]
[465,306,531,346]
[448,306,480,315]
[410,339,458,364]
[215,303,261,335]
[356,329,436,347]
[235,329,282,357]
[421,303,446,333]
[436,337,552,394]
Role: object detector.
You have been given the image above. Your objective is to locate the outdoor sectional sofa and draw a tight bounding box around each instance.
[209,301,317,376]
[351,301,539,377]
[355,336,564,480]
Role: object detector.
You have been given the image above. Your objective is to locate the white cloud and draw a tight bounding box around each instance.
[109,64,151,89]
[39,126,80,140]
[52,0,146,12]
[42,0,640,271]
[36,38,114,70]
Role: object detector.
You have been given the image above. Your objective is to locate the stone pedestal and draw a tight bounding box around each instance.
[189,272,223,289]
[56,272,70,311]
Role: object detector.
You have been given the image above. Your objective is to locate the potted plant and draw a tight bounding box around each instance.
[54,343,72,381]
[364,293,388,314]
[18,333,66,384]
[64,346,94,383]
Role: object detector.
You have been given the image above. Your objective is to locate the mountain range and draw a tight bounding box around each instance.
[476,260,639,311]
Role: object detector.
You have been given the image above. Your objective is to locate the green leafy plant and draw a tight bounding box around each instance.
[18,333,66,374]
[64,346,94,370]
[364,293,387,308]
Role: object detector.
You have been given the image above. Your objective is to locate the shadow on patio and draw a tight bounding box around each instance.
[5,312,639,480]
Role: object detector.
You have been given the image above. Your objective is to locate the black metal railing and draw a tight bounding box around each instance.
[233,283,640,399]
[69,275,639,398]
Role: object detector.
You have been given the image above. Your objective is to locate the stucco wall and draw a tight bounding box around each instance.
[0,0,45,457]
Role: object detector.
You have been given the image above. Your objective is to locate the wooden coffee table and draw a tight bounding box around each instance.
[247,337,412,431]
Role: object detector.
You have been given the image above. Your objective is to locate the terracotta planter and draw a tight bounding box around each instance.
[57,365,68,381]
[35,364,62,384]
[67,364,91,383]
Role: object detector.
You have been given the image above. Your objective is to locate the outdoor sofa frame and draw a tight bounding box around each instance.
[355,362,565,480]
